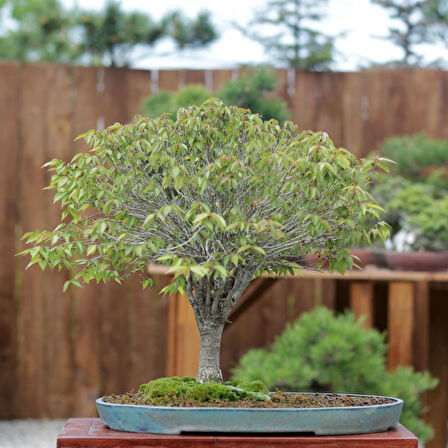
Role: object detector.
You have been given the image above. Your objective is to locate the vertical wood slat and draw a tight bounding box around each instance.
[0,63,19,418]
[16,64,49,417]
[350,282,374,329]
[98,67,132,396]
[184,70,206,86]
[166,291,200,378]
[71,66,102,417]
[43,65,75,417]
[426,290,448,448]
[166,289,179,378]
[211,70,233,91]
[439,71,448,140]
[158,70,182,91]
[414,281,430,372]
[387,282,415,370]
[342,72,364,157]
[127,69,152,116]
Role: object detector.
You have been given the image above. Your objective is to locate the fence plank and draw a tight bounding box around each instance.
[158,70,182,91]
[426,289,448,448]
[0,63,19,418]
[363,70,390,153]
[129,276,169,388]
[414,281,430,372]
[350,282,374,329]
[411,70,442,137]
[387,282,414,369]
[96,68,133,396]
[211,70,233,91]
[16,64,49,417]
[185,69,205,85]
[43,65,75,417]
[71,66,102,417]
[439,72,448,140]
[127,69,151,117]
[342,72,364,156]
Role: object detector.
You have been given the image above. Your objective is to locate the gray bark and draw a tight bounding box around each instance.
[196,324,225,383]
[187,263,261,383]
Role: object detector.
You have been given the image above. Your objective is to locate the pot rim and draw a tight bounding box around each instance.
[96,392,403,412]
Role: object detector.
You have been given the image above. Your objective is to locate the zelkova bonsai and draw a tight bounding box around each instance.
[22,101,390,386]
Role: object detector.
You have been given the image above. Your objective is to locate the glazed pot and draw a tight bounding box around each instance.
[96,393,403,435]
[381,250,448,272]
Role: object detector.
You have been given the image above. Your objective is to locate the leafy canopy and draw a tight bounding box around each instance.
[21,101,389,293]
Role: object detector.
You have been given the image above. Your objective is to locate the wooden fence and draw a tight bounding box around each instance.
[1,63,448,444]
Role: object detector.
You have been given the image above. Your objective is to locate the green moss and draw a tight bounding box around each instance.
[181,376,197,383]
[138,377,196,399]
[138,377,270,404]
[185,383,239,402]
[227,379,270,395]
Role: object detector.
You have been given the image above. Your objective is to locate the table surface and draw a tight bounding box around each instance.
[147,263,448,282]
[57,418,418,448]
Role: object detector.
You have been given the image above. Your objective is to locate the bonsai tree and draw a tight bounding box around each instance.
[21,101,389,383]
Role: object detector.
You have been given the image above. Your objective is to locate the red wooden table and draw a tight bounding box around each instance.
[57,418,418,448]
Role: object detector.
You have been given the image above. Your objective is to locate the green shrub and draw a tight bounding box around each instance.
[380,134,448,192]
[233,307,438,441]
[409,195,448,251]
[218,69,290,123]
[369,175,448,251]
[142,84,210,118]
[142,69,290,123]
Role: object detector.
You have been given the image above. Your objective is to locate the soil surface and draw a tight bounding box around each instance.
[103,392,395,408]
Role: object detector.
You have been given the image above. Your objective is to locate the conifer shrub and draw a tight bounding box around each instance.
[233,307,438,441]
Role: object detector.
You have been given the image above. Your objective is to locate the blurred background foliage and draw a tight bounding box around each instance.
[369,134,448,251]
[0,0,217,66]
[142,69,291,123]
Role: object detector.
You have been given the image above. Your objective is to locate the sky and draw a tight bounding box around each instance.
[64,0,448,70]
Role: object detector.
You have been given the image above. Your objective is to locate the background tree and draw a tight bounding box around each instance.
[424,0,448,59]
[239,0,335,70]
[0,0,217,66]
[78,3,217,67]
[21,102,389,383]
[372,0,431,66]
[142,69,291,123]
[0,0,78,63]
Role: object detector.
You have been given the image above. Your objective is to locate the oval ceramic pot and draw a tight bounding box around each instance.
[349,249,373,269]
[382,250,448,272]
[96,393,403,435]
[301,249,372,270]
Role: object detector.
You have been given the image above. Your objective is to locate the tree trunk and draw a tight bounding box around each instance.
[197,324,225,383]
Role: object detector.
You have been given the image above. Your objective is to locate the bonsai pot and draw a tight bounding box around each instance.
[96,393,403,435]
[375,250,448,272]
[301,249,373,270]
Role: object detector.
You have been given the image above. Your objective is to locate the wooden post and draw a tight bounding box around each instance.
[387,282,414,370]
[349,282,374,329]
[414,281,430,372]
[166,291,200,378]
